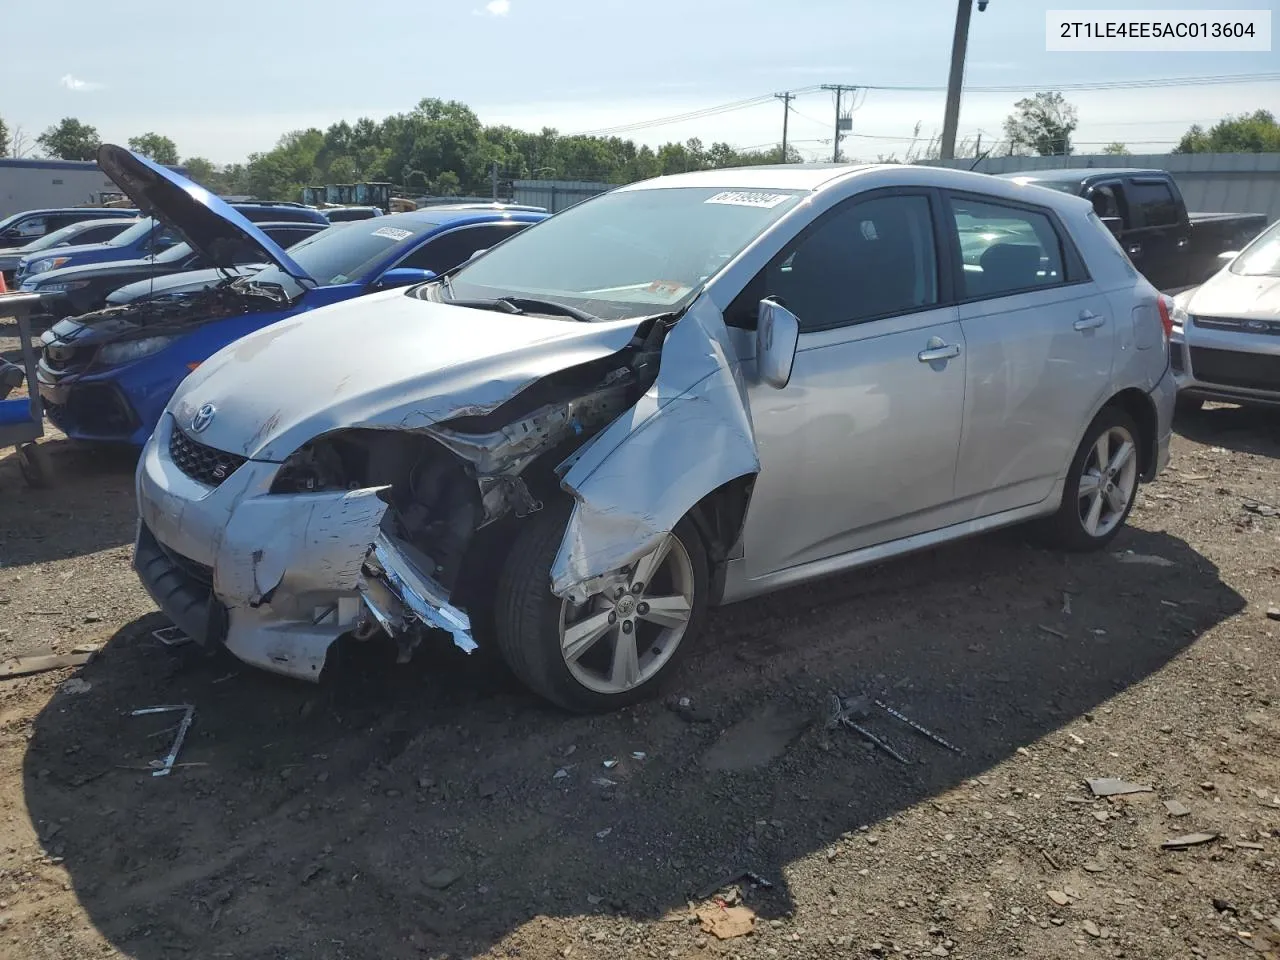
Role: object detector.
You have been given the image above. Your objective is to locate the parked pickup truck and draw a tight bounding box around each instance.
[998,167,1267,293]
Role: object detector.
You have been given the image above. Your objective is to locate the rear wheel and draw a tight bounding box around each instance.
[493,501,709,713]
[1041,407,1141,552]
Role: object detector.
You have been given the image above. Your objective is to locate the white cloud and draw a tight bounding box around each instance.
[60,74,103,92]
[479,0,510,16]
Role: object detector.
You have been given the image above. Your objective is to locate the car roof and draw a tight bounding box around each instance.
[616,163,882,194]
[374,209,547,229]
[996,168,1167,183]
[15,207,139,216]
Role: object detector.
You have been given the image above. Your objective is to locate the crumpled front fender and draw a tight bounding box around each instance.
[550,296,759,600]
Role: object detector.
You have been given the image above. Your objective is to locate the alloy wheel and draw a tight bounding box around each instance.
[1077,425,1138,539]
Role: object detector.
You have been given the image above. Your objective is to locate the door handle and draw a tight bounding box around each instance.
[918,337,961,363]
[1127,243,1142,256]
[1073,310,1106,331]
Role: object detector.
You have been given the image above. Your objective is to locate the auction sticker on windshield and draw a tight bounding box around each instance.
[705,191,793,208]
[372,226,413,241]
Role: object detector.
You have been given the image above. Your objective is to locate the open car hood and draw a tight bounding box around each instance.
[97,144,314,285]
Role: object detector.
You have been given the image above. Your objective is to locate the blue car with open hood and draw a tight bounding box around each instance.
[36,145,547,446]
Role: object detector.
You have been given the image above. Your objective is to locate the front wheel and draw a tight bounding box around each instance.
[493,501,709,713]
[1040,407,1141,552]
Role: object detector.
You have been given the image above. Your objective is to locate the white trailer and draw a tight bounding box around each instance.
[0,158,186,218]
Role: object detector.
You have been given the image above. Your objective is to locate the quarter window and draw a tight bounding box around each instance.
[760,194,939,331]
[948,197,1067,299]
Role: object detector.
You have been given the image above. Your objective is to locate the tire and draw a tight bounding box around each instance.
[1175,394,1204,416]
[1040,406,1142,552]
[493,499,710,713]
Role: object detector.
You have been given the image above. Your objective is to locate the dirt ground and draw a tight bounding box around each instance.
[1,323,1278,958]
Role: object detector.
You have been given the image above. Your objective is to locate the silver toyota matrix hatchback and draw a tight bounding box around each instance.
[132,158,1176,713]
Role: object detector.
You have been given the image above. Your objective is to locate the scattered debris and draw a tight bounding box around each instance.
[595,827,612,840]
[1114,551,1175,567]
[553,768,569,780]
[695,903,756,940]
[1093,810,1111,822]
[1082,862,1106,873]
[1062,593,1072,616]
[59,678,92,695]
[1200,781,1217,791]
[1040,849,1061,870]
[1068,733,1085,745]
[1213,898,1238,915]
[1161,832,1218,850]
[602,759,618,769]
[131,704,195,778]
[1163,799,1192,817]
[1047,890,1071,906]
[1237,841,1265,851]
[696,870,775,900]
[825,693,963,763]
[1038,624,1068,640]
[423,868,460,890]
[591,777,617,788]
[1087,778,1154,797]
[631,751,646,761]
[152,625,192,648]
[1,651,96,678]
[1083,920,1102,938]
[1243,499,1280,518]
[1268,607,1280,622]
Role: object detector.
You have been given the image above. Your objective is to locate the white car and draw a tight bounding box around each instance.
[134,160,1176,713]
[1170,218,1280,410]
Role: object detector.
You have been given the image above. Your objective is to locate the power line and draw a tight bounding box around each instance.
[774,92,795,160]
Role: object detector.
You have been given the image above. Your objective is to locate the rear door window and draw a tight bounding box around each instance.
[946,196,1068,299]
[1127,179,1180,228]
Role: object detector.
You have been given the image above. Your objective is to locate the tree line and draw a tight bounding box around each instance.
[2,97,1278,203]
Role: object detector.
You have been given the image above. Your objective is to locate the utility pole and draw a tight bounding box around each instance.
[820,84,858,163]
[941,0,989,160]
[774,92,795,161]
[491,161,499,201]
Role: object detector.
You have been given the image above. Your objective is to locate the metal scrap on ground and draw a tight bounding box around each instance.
[131,704,195,777]
[1,649,98,678]
[1087,777,1154,797]
[827,693,964,763]
[1161,832,1218,849]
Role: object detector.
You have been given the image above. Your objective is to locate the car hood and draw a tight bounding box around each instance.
[168,288,647,462]
[28,256,166,285]
[1185,268,1280,322]
[19,240,120,269]
[98,144,314,285]
[107,266,261,305]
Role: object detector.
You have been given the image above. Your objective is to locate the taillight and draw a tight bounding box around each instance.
[1156,295,1173,340]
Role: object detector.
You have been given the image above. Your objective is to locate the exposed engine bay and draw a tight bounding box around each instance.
[42,279,284,374]
[267,317,668,648]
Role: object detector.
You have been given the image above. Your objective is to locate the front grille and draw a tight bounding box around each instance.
[1193,315,1280,337]
[156,539,214,587]
[43,382,139,437]
[1189,346,1280,393]
[169,427,246,487]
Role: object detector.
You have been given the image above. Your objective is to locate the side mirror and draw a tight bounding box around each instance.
[756,298,800,390]
[1100,216,1123,239]
[377,267,436,289]
[1218,250,1239,262]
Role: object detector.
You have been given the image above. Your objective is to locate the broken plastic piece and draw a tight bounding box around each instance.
[364,532,476,653]
[152,625,192,648]
[1088,777,1154,797]
[131,704,195,778]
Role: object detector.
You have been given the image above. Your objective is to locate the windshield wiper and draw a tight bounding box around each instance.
[447,296,598,323]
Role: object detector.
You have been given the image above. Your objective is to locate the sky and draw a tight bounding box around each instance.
[1,0,1275,166]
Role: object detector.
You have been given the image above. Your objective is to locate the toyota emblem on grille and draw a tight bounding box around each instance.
[190,403,216,434]
[1246,318,1269,333]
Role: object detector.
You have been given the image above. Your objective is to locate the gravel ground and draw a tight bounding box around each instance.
[0,361,1277,959]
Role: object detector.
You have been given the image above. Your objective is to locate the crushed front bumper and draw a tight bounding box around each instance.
[134,413,476,680]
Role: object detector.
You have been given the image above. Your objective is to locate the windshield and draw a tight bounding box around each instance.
[443,186,807,321]
[1231,220,1280,277]
[20,224,91,252]
[250,220,427,293]
[108,217,157,247]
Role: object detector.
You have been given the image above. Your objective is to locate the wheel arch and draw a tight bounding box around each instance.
[1100,387,1159,482]
[684,472,757,605]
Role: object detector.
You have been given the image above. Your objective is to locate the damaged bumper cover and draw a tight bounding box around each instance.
[135,414,475,681]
